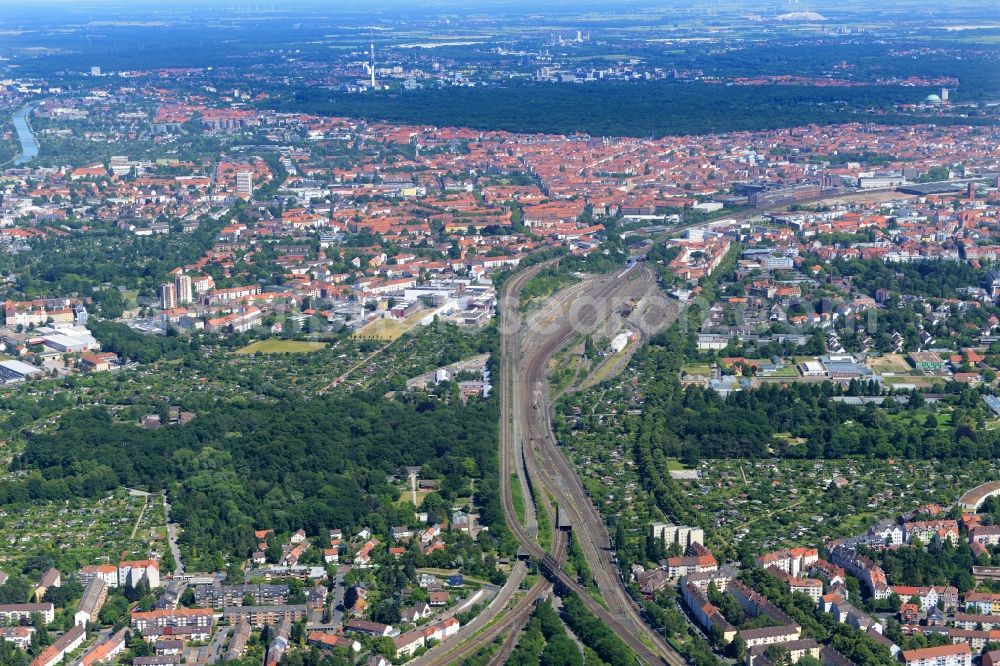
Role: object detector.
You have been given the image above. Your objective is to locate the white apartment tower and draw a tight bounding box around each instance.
[174,274,193,305]
[160,283,177,310]
[236,171,253,197]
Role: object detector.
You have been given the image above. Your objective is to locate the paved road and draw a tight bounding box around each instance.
[130,495,150,540]
[207,625,231,663]
[163,493,185,575]
[329,572,344,627]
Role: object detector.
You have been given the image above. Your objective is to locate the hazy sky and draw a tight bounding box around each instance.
[0,0,995,6]
[0,0,997,20]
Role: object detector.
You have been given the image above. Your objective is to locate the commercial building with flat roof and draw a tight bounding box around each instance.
[0,360,42,383]
[909,351,945,371]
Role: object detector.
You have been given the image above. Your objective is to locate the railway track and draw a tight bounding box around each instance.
[501,263,685,666]
[410,262,565,666]
[445,188,924,663]
[418,578,549,666]
[394,189,920,664]
[419,257,679,665]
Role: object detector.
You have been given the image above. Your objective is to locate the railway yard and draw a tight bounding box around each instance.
[489,259,686,665]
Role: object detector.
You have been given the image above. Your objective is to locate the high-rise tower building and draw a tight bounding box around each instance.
[174,274,193,305]
[236,171,253,197]
[160,283,177,310]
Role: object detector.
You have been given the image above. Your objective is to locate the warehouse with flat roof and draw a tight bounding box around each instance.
[0,359,42,383]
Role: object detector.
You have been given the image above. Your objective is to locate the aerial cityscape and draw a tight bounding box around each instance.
[0,1,999,665]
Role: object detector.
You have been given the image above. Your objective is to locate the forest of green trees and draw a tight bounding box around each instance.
[627,325,999,465]
[264,80,997,139]
[6,387,505,570]
[559,592,636,666]
[825,257,985,300]
[507,598,588,666]
[0,219,226,300]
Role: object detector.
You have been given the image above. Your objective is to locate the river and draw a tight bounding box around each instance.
[12,104,38,165]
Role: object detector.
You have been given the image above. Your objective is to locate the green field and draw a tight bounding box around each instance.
[510,473,526,525]
[681,363,713,377]
[537,491,553,554]
[887,410,952,429]
[353,311,426,340]
[236,340,326,355]
[395,488,429,508]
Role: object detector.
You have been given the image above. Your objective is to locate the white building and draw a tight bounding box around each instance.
[32,625,84,666]
[651,523,705,549]
[609,332,630,354]
[118,560,160,589]
[160,283,177,310]
[0,603,54,624]
[901,644,971,666]
[0,359,43,383]
[236,172,254,197]
[174,274,193,305]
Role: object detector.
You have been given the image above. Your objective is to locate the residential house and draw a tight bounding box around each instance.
[30,626,84,666]
[901,644,971,666]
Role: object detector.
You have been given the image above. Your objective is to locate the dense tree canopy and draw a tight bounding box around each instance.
[9,388,502,567]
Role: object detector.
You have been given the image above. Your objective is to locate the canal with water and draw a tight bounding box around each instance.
[12,104,38,165]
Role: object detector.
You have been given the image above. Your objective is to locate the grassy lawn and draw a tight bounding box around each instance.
[681,363,713,376]
[536,493,553,554]
[883,375,938,388]
[773,432,807,446]
[353,311,426,341]
[549,352,581,395]
[123,290,139,309]
[510,473,526,525]
[665,458,688,471]
[887,410,952,429]
[870,354,912,374]
[395,488,429,508]
[587,346,629,385]
[0,353,12,361]
[236,339,326,355]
